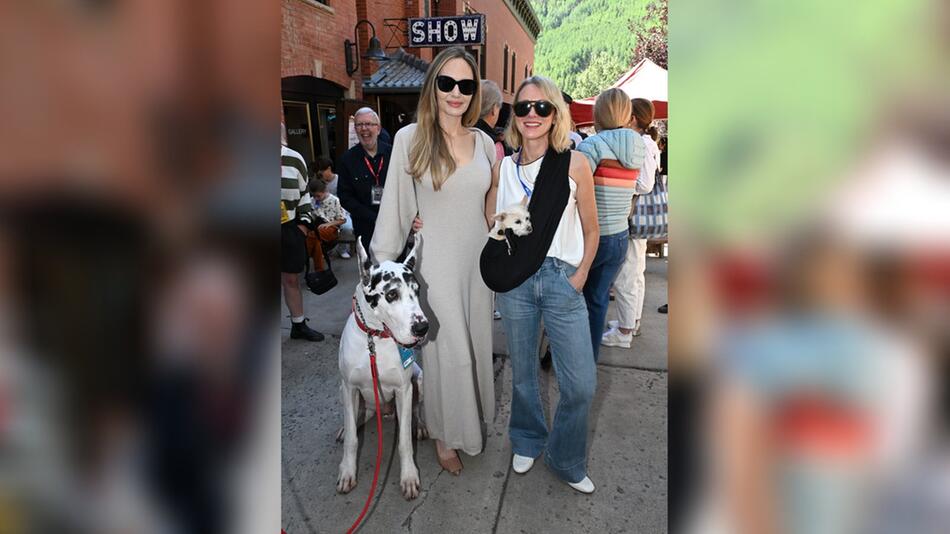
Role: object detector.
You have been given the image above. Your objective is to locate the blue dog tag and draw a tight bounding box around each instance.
[398,345,415,369]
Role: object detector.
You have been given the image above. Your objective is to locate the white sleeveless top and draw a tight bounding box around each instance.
[496,154,585,267]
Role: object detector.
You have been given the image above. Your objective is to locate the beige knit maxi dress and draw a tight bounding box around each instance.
[370,123,496,455]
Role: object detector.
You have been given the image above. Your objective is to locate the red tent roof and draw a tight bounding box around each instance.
[569,58,668,126]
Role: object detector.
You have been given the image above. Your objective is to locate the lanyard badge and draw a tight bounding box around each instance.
[364,155,385,205]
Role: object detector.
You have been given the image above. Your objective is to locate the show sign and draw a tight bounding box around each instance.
[408,15,486,47]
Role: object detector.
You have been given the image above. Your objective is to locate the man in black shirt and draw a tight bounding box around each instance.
[337,107,392,249]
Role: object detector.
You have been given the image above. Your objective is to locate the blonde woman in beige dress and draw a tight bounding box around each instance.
[371,46,496,475]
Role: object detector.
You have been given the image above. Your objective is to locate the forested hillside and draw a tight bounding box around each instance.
[530,0,663,99]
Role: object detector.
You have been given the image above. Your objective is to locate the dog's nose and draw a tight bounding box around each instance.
[411,321,429,337]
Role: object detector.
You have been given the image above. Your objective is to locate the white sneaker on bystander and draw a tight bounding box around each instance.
[601,328,633,348]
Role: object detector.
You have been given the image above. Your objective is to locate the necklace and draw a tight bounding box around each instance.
[515,150,543,199]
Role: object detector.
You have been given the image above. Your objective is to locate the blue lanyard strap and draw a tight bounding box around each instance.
[515,151,533,199]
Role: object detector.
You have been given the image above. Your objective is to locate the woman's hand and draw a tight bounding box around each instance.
[568,268,588,293]
[412,216,423,232]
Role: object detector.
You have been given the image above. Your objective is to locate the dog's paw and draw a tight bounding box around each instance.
[414,422,429,441]
[400,471,420,500]
[337,466,357,493]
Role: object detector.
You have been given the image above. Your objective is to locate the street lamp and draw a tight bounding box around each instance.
[344,19,388,76]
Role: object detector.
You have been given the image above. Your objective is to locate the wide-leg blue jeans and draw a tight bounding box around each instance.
[497,257,597,483]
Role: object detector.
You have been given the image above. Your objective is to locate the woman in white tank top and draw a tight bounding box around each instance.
[495,154,586,266]
[486,76,601,494]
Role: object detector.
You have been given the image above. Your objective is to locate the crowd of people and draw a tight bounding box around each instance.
[280,46,667,494]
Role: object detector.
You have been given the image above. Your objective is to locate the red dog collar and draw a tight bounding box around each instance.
[352,297,393,339]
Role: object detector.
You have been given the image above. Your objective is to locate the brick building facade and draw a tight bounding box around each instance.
[282,0,540,163]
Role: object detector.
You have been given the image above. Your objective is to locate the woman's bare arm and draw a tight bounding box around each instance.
[568,151,599,291]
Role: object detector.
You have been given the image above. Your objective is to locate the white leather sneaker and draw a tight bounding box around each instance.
[606,320,641,336]
[601,329,632,348]
[512,454,535,474]
[567,476,596,494]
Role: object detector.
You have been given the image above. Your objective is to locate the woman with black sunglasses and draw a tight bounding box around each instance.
[489,75,601,493]
[371,46,498,476]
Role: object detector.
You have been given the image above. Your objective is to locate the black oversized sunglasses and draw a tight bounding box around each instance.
[513,100,554,118]
[435,75,477,96]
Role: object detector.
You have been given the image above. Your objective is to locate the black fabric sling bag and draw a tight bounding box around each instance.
[479,147,572,293]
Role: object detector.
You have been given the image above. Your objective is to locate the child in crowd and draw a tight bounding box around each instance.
[307,179,347,271]
[312,159,355,258]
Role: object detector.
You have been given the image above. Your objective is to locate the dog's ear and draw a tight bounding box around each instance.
[491,212,507,222]
[403,233,421,271]
[356,239,373,286]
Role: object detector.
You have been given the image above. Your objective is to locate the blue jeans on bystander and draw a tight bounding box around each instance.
[582,231,629,361]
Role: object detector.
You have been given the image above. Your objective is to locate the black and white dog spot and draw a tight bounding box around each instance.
[366,293,381,308]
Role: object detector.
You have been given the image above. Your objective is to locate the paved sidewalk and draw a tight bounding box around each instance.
[282,253,668,533]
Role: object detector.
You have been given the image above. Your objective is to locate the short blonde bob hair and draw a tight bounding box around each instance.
[593,88,632,132]
[504,76,572,153]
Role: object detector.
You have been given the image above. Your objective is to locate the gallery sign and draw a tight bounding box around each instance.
[408,15,486,47]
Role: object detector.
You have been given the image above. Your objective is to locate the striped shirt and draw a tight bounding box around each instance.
[577,129,647,235]
[281,145,314,226]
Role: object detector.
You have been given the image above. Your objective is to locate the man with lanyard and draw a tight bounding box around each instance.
[337,107,392,250]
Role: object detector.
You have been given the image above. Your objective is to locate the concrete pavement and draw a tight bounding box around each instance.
[282,251,668,533]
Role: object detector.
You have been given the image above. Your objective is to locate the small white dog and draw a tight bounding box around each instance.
[337,236,428,500]
[489,200,533,252]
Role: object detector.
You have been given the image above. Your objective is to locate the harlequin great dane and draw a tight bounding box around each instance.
[337,235,429,500]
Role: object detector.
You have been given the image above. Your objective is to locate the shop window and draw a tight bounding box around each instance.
[480,45,487,79]
[316,105,337,159]
[503,45,509,91]
[283,100,315,163]
[467,46,486,80]
[511,53,517,89]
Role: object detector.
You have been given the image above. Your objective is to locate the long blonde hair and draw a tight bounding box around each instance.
[504,76,573,153]
[408,46,481,191]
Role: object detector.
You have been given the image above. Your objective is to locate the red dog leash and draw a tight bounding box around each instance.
[345,297,391,534]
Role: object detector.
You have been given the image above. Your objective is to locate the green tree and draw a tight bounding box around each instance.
[571,50,628,98]
[630,0,668,68]
[531,0,664,98]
